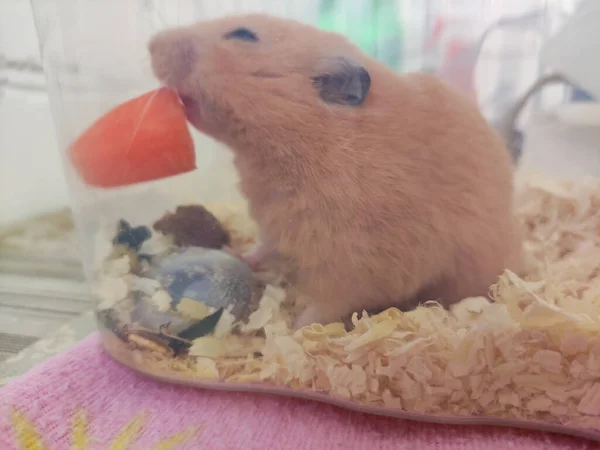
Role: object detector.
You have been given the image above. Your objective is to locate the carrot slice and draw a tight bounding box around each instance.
[68,87,196,188]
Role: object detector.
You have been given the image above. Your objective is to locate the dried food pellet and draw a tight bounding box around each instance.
[153,204,230,249]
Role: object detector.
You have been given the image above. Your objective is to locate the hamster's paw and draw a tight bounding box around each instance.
[241,243,276,271]
[240,250,264,271]
[294,304,346,329]
[294,305,322,329]
[222,245,242,258]
[221,246,254,268]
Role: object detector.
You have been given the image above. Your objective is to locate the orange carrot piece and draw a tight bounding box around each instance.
[68,87,196,188]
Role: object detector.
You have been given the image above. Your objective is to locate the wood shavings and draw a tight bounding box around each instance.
[195,357,220,379]
[213,308,237,339]
[139,232,174,256]
[104,254,131,277]
[131,276,161,295]
[127,333,173,356]
[189,335,253,359]
[150,289,172,312]
[94,276,130,310]
[242,285,287,332]
[99,174,600,436]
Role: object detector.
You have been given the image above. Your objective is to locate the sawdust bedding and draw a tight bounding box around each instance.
[96,172,600,434]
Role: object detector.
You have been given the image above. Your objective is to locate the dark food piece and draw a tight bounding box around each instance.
[127,331,175,357]
[96,306,224,357]
[177,307,224,341]
[153,205,230,249]
[112,219,152,253]
[170,308,225,355]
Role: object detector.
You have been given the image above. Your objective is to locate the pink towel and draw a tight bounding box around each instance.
[0,333,596,450]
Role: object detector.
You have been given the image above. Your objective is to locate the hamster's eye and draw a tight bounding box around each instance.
[224,27,258,42]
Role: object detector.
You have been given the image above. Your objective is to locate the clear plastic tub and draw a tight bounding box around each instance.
[30,0,600,442]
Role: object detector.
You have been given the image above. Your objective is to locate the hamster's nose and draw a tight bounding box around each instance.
[148,31,197,85]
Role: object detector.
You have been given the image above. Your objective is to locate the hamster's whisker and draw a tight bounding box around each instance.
[149,2,169,28]
[124,88,161,156]
[158,72,175,89]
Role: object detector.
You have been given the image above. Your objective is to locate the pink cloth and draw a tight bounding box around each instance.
[0,333,596,450]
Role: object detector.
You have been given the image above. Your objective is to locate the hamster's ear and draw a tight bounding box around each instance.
[312,57,371,107]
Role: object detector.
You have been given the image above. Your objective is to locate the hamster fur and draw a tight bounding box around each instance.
[149,14,523,328]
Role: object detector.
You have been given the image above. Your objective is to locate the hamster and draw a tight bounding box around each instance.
[148,14,523,328]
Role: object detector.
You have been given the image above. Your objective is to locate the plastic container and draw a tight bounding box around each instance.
[30,0,600,443]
